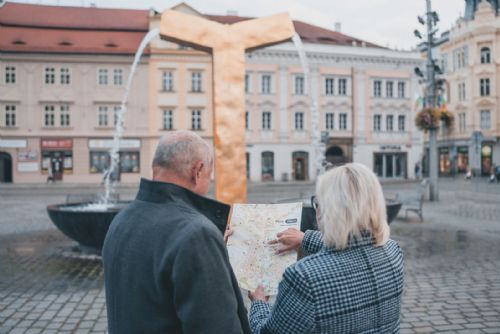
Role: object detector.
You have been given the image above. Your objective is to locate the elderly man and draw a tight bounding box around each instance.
[103,130,250,334]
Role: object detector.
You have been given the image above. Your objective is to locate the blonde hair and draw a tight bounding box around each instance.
[316,162,390,250]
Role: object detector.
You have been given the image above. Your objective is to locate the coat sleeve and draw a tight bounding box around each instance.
[171,224,244,334]
[249,265,314,334]
[301,230,324,254]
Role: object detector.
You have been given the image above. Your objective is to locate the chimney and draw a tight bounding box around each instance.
[334,22,342,32]
[227,10,238,16]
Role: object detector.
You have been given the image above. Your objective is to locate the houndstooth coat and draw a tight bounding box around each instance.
[250,230,404,334]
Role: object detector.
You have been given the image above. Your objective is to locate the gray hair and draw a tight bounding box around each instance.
[152,131,212,178]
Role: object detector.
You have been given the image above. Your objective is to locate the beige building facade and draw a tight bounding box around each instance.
[432,1,500,176]
[1,2,423,184]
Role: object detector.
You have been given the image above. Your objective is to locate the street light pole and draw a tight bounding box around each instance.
[425,0,439,201]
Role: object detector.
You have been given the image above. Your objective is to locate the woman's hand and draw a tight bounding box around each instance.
[248,286,269,302]
[224,225,234,244]
[269,228,305,254]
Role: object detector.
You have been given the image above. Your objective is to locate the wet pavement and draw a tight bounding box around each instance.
[1,179,500,333]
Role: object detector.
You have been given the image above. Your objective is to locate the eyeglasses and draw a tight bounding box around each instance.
[310,195,319,210]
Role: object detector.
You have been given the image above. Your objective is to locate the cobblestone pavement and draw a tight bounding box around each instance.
[1,179,500,333]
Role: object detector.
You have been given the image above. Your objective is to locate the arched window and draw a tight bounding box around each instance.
[261,151,274,181]
[480,47,491,64]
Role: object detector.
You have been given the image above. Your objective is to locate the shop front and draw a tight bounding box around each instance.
[41,138,73,181]
[456,146,469,173]
[481,143,494,176]
[439,147,451,175]
[373,146,407,179]
[88,139,141,180]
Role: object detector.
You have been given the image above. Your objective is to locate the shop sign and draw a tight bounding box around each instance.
[88,139,141,149]
[17,162,39,172]
[18,151,38,162]
[380,145,402,151]
[0,139,27,148]
[41,139,73,149]
[482,145,492,156]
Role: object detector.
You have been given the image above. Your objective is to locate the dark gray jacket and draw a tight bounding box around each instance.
[103,178,250,334]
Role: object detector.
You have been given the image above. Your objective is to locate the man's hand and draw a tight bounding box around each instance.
[224,225,233,244]
[269,228,304,254]
[248,286,269,302]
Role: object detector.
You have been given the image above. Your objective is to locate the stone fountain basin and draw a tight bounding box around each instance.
[47,201,130,253]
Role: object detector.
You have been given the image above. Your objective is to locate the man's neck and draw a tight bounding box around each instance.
[152,168,194,192]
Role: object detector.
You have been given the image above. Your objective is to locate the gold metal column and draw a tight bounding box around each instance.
[160,10,295,204]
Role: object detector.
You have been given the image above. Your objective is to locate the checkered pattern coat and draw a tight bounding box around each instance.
[250,230,404,334]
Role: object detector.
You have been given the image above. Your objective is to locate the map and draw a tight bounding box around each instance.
[227,202,302,295]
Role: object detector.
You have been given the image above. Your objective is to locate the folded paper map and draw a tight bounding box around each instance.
[227,202,302,295]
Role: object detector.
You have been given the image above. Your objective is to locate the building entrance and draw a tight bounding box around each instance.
[374,152,407,178]
[292,151,308,180]
[0,152,13,183]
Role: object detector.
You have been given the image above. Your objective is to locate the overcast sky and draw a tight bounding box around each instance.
[10,0,464,50]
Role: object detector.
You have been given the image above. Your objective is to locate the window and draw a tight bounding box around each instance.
[480,78,490,96]
[338,78,347,96]
[374,80,382,97]
[45,67,55,84]
[325,78,334,95]
[295,76,304,95]
[339,113,347,130]
[325,113,334,130]
[113,69,123,86]
[454,46,468,70]
[458,82,466,101]
[60,105,70,127]
[295,112,304,130]
[113,106,121,126]
[191,110,202,130]
[386,81,394,98]
[459,112,466,132]
[5,105,16,127]
[373,114,381,131]
[162,71,173,91]
[397,81,405,98]
[119,152,140,173]
[90,152,109,173]
[480,47,491,64]
[261,74,271,94]
[191,72,202,92]
[262,111,271,130]
[44,105,55,127]
[398,115,405,132]
[98,106,108,127]
[60,68,70,85]
[386,115,394,131]
[480,110,491,130]
[5,66,16,84]
[261,151,274,181]
[245,111,249,130]
[163,109,173,130]
[98,69,108,85]
[245,73,250,93]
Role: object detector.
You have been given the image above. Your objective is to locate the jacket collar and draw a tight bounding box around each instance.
[136,178,230,235]
[325,230,376,252]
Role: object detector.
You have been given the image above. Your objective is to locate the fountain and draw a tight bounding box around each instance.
[47,29,160,254]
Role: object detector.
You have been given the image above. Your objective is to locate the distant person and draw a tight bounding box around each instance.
[248,163,404,333]
[414,162,421,180]
[103,131,250,334]
[46,163,54,183]
[489,164,497,183]
[465,166,472,180]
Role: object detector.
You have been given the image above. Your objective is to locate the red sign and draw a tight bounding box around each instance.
[41,138,73,149]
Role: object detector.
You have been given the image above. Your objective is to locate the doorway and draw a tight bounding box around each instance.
[0,152,13,183]
[374,153,407,179]
[325,146,347,165]
[292,151,308,180]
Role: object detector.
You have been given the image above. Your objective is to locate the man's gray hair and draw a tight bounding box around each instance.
[152,131,212,177]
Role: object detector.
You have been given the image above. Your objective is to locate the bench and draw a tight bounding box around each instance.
[396,180,427,222]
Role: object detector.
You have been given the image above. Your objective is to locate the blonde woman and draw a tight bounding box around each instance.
[249,163,404,333]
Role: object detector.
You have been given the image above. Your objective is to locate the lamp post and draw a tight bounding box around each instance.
[415,0,440,201]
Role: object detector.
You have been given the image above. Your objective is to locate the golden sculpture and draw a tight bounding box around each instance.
[160,10,295,204]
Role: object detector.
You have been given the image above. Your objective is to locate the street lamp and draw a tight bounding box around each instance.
[414,0,441,201]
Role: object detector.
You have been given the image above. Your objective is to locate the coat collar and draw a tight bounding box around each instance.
[136,178,230,235]
[325,230,376,252]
